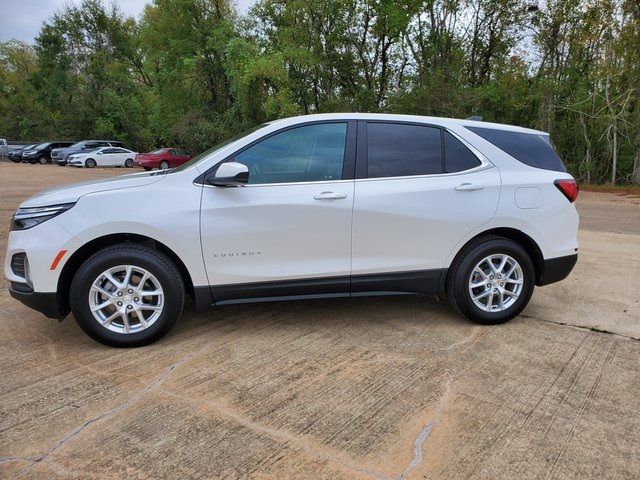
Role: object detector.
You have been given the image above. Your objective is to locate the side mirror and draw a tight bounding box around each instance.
[97,151,103,155]
[207,162,249,187]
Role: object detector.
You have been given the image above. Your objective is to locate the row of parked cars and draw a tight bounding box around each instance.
[6,139,192,170]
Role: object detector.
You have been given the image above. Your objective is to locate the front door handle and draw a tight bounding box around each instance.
[314,191,347,200]
[455,183,484,191]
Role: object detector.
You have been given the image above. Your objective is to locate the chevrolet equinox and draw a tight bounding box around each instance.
[5,114,579,347]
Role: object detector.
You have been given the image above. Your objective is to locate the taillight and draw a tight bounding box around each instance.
[554,179,579,203]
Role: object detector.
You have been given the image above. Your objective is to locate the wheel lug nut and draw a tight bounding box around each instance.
[117,301,123,306]
[128,289,133,294]
[500,283,504,287]
[127,305,132,310]
[117,291,123,297]
[134,297,139,302]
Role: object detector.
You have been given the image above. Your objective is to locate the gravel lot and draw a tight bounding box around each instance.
[1,162,639,479]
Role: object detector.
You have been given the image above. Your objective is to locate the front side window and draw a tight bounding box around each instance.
[234,123,347,184]
[444,132,482,173]
[366,123,442,178]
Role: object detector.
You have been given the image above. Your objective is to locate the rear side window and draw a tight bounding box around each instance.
[466,126,566,172]
[444,132,481,172]
[366,123,442,178]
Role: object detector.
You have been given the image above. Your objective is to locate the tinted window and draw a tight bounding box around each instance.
[466,126,566,172]
[444,132,481,172]
[83,143,99,149]
[113,148,128,153]
[110,142,124,148]
[235,123,347,184]
[366,123,442,178]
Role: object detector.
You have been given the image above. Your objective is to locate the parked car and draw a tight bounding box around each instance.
[52,140,125,165]
[5,113,579,347]
[67,147,137,168]
[8,144,37,163]
[0,139,7,159]
[134,148,192,170]
[22,141,75,164]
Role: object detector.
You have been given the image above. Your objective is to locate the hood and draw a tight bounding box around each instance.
[20,171,166,207]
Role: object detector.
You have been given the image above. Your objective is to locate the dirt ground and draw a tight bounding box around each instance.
[1,162,639,479]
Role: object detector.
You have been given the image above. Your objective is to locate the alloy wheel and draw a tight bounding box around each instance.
[88,265,164,334]
[468,254,524,312]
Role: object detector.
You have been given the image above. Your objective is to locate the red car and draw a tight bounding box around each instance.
[134,148,192,170]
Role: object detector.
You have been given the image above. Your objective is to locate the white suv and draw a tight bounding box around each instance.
[5,114,579,347]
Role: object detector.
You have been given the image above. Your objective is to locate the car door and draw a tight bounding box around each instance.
[112,148,128,165]
[351,121,501,294]
[200,121,356,302]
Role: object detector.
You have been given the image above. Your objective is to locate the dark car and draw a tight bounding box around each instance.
[22,142,75,164]
[134,148,192,170]
[8,144,38,163]
[52,140,125,165]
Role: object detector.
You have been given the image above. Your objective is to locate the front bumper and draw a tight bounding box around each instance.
[9,282,66,319]
[537,254,578,286]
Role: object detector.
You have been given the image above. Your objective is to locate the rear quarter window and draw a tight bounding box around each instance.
[466,126,566,172]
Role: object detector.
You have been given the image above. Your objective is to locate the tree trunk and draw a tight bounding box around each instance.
[633,109,640,184]
[611,119,617,186]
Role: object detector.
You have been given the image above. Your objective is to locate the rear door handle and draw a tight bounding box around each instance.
[314,191,347,200]
[455,183,484,191]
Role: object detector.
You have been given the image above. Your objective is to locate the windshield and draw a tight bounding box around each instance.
[151,148,167,154]
[24,144,37,150]
[34,143,49,150]
[174,124,269,172]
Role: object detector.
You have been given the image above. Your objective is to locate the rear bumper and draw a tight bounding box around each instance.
[9,282,67,319]
[537,254,578,286]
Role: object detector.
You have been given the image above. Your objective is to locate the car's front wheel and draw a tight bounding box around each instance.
[70,244,185,347]
[39,157,48,165]
[85,158,96,168]
[447,236,535,325]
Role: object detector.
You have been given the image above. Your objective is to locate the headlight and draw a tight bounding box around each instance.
[11,203,75,231]
[67,155,75,160]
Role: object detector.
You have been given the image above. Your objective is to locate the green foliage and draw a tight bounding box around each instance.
[0,0,638,183]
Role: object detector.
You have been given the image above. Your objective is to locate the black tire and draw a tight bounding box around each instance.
[70,244,185,347]
[447,236,535,325]
[85,158,96,168]
[39,156,48,165]
[159,160,169,170]
[143,166,152,171]
[124,158,134,168]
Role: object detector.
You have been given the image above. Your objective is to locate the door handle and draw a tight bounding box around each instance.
[455,183,484,191]
[314,191,347,200]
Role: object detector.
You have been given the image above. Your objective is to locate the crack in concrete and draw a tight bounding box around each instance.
[163,389,393,480]
[397,423,433,480]
[9,345,209,479]
[162,369,455,480]
[521,314,640,342]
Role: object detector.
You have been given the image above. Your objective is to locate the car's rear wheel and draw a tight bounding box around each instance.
[159,160,170,170]
[39,157,48,165]
[70,244,185,347]
[124,158,134,168]
[85,158,96,168]
[447,236,535,325]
